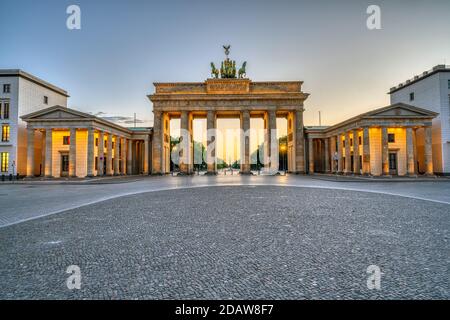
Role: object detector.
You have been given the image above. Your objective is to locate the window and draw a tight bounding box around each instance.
[409,92,415,101]
[44,96,48,104]
[2,125,10,142]
[343,140,346,147]
[358,136,362,145]
[63,136,70,145]
[350,138,353,146]
[112,142,115,149]
[95,138,99,146]
[1,152,9,172]
[3,84,10,93]
[95,157,98,169]
[388,133,395,143]
[3,102,9,119]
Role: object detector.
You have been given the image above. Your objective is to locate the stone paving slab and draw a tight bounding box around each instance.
[1,175,450,228]
[0,186,448,299]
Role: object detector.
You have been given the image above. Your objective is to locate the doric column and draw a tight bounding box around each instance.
[151,110,162,174]
[337,134,343,173]
[424,126,433,175]
[268,109,278,172]
[97,131,104,176]
[330,136,337,173]
[26,127,35,177]
[44,128,53,177]
[344,131,351,174]
[127,139,133,174]
[308,137,314,174]
[86,128,95,177]
[381,127,389,175]
[106,133,113,175]
[406,127,415,176]
[206,110,216,174]
[121,137,126,175]
[143,137,149,174]
[113,135,120,175]
[353,129,360,174]
[69,128,77,177]
[240,110,251,174]
[180,111,191,174]
[295,109,305,173]
[362,127,371,175]
[324,138,330,173]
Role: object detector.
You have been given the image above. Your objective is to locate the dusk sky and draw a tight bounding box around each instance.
[2,0,450,127]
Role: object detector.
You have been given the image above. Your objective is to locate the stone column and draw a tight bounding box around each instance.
[353,129,360,174]
[121,137,126,175]
[406,127,415,176]
[143,137,149,174]
[268,110,278,172]
[44,128,53,177]
[86,128,95,177]
[69,128,77,177]
[127,139,133,174]
[106,133,113,175]
[97,131,104,176]
[362,127,371,175]
[26,127,35,177]
[308,137,314,174]
[180,111,191,174]
[206,110,216,174]
[295,109,305,173]
[330,136,336,173]
[344,132,351,174]
[324,138,330,173]
[240,110,251,174]
[424,126,433,175]
[113,135,120,175]
[151,111,162,174]
[337,134,343,173]
[381,127,389,175]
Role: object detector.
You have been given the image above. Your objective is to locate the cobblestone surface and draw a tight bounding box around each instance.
[0,186,448,299]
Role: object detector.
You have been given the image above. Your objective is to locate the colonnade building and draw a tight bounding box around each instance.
[4,66,443,178]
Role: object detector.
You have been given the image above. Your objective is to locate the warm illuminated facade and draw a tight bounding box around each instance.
[16,68,444,178]
[0,69,68,176]
[148,78,309,175]
[21,106,151,178]
[305,103,438,176]
[389,65,450,175]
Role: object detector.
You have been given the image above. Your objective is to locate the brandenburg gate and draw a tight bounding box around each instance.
[148,46,309,175]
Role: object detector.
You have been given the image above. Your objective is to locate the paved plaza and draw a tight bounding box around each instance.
[0,176,449,299]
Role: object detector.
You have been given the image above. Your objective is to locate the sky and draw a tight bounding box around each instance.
[1,0,450,129]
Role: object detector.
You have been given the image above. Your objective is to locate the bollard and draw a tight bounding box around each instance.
[9,174,13,181]
[1,174,4,181]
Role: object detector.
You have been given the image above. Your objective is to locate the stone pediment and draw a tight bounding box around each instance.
[21,105,94,120]
[363,103,438,118]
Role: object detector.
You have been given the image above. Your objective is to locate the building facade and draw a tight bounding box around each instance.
[389,65,450,175]
[21,106,151,178]
[305,104,437,176]
[15,64,446,178]
[0,70,68,176]
[148,78,309,175]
